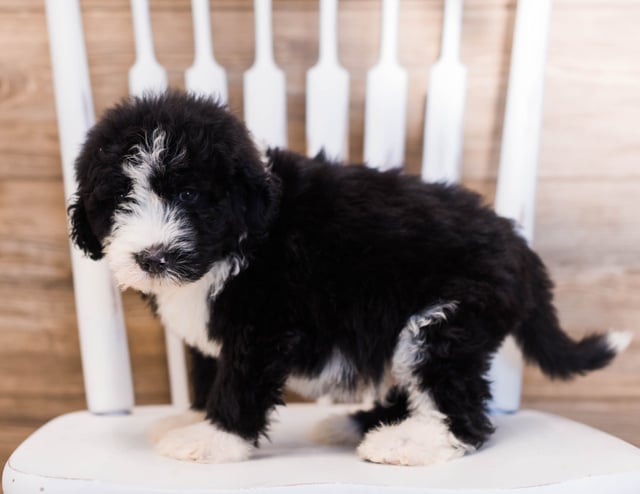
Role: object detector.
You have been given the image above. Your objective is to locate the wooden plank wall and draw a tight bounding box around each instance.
[1,0,639,472]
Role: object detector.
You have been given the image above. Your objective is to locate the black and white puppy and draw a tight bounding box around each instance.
[69,91,629,466]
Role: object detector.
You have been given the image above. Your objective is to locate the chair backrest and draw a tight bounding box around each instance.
[45,0,552,416]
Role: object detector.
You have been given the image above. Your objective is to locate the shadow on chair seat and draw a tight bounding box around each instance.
[4,403,640,493]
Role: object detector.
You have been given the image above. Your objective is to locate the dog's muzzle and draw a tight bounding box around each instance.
[134,246,170,275]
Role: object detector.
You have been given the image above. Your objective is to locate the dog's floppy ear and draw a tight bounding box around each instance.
[233,159,280,245]
[68,196,104,260]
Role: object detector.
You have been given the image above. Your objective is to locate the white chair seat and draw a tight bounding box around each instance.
[3,403,640,493]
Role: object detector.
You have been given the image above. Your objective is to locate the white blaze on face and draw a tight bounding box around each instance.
[103,128,194,293]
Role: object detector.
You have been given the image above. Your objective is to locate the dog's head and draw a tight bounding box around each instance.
[69,91,278,293]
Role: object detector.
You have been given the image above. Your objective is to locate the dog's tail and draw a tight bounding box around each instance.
[513,254,631,379]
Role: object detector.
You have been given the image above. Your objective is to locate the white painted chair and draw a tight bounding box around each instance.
[3,1,640,493]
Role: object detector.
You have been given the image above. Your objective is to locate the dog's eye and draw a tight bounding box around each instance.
[177,190,199,204]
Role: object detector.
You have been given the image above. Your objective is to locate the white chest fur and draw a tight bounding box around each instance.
[154,259,239,357]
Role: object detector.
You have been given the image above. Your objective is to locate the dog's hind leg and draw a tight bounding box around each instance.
[309,386,410,445]
[357,303,493,466]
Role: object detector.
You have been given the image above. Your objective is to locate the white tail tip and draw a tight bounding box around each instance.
[607,331,633,354]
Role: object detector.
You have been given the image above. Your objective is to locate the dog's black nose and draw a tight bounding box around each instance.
[135,247,169,275]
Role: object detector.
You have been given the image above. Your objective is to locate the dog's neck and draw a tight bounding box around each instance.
[152,256,244,356]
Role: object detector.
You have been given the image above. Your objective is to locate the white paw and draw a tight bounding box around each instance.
[309,413,362,446]
[148,410,205,444]
[155,421,253,463]
[357,415,472,466]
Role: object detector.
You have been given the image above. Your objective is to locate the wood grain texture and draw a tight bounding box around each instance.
[1,0,639,474]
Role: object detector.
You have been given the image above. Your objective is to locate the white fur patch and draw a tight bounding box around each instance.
[607,330,632,353]
[392,301,458,392]
[155,421,253,463]
[357,412,472,466]
[251,133,270,168]
[148,410,205,444]
[309,413,362,446]
[154,258,241,357]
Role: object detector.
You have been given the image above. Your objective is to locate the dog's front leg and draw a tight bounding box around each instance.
[155,338,287,463]
[189,346,218,411]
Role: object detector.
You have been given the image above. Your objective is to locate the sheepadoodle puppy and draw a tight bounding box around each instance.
[69,91,628,466]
